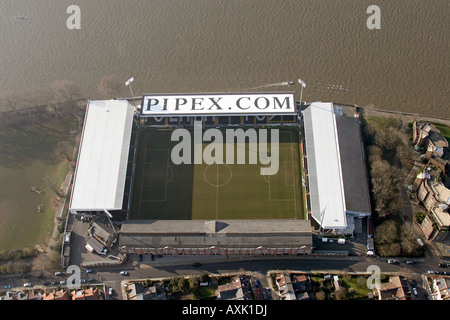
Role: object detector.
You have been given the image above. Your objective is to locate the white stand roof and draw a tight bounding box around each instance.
[69,100,134,212]
[303,102,347,230]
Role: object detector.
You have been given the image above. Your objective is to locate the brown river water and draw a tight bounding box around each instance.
[0,0,448,117]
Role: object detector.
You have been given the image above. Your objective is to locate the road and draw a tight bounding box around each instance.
[1,255,445,300]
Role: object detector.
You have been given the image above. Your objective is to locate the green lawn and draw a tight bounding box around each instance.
[365,115,401,131]
[340,275,373,299]
[434,123,450,145]
[195,286,218,299]
[130,127,306,221]
[0,114,77,250]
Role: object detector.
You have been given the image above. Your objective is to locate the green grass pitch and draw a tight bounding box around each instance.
[129,127,306,221]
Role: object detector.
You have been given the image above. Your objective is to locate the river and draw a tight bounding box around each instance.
[0,0,448,117]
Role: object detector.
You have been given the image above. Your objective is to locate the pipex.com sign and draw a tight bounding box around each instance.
[141,92,296,116]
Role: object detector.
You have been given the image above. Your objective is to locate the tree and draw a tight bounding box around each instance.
[0,91,22,111]
[367,145,383,164]
[199,273,210,283]
[42,176,64,197]
[334,287,348,300]
[55,141,73,162]
[178,277,189,293]
[315,290,326,300]
[374,127,402,152]
[370,159,402,218]
[169,277,179,290]
[98,75,122,99]
[23,88,52,108]
[400,223,422,256]
[414,212,425,224]
[50,80,82,104]
[189,276,200,292]
[374,219,398,244]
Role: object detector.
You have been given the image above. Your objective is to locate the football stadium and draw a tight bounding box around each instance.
[69,93,371,256]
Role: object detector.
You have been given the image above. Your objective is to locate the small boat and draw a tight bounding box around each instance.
[15,16,28,20]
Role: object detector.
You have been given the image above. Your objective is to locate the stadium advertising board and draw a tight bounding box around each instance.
[141,92,296,116]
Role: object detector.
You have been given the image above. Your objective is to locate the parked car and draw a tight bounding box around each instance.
[54,271,62,276]
[438,263,447,268]
[254,279,259,287]
[413,288,418,296]
[120,271,129,276]
[60,280,66,285]
[108,287,114,296]
[192,263,202,267]
[87,278,95,282]
[4,285,11,289]
[427,270,435,274]
[387,259,397,264]
[80,279,86,283]
[85,269,94,274]
[23,283,32,287]
[406,261,414,264]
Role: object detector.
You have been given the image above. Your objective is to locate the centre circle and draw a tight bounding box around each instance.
[203,164,232,187]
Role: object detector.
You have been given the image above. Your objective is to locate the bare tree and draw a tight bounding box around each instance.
[370,159,402,218]
[334,287,348,300]
[50,80,82,104]
[374,219,398,246]
[0,91,22,111]
[23,88,52,108]
[315,290,326,300]
[55,141,73,162]
[42,176,64,197]
[98,74,122,99]
[400,223,421,256]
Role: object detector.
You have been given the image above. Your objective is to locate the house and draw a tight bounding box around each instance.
[275,273,311,300]
[89,217,118,248]
[127,282,166,300]
[217,276,251,300]
[374,276,411,300]
[1,291,28,300]
[27,290,43,300]
[71,287,101,300]
[432,277,450,300]
[291,275,309,292]
[85,216,119,255]
[276,274,296,300]
[413,121,449,174]
[415,171,450,242]
[43,289,71,300]
[413,121,449,153]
